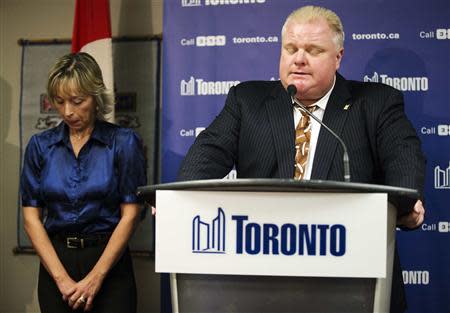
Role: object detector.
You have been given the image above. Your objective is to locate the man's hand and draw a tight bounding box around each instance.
[398,199,425,229]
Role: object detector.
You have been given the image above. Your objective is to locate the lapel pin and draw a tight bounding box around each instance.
[343,104,351,110]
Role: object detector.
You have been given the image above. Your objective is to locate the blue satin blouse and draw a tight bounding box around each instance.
[20,120,147,235]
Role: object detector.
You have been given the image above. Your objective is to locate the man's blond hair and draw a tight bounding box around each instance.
[281,6,344,50]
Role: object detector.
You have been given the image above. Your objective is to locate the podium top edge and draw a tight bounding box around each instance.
[137,179,419,198]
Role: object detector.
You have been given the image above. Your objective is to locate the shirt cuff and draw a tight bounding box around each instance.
[21,198,43,208]
[121,194,139,203]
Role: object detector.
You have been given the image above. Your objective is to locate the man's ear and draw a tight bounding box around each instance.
[335,48,344,70]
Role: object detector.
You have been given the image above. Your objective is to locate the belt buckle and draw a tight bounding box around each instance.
[66,237,84,249]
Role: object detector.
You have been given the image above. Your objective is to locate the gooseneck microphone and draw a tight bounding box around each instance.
[287,84,351,182]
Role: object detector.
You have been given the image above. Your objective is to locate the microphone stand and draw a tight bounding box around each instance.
[288,85,351,182]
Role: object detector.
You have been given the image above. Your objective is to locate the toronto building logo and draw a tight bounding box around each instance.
[181,0,201,7]
[180,76,240,96]
[434,162,450,189]
[191,208,346,256]
[192,207,226,253]
[180,76,195,96]
[363,72,428,91]
[182,0,266,7]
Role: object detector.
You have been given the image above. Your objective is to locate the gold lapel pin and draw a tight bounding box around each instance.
[343,104,351,110]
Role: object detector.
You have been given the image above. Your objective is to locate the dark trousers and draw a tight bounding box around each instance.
[38,237,137,313]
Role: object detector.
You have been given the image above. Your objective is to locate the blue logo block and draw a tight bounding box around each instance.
[192,207,226,254]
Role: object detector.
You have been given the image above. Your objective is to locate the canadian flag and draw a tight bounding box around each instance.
[72,0,114,121]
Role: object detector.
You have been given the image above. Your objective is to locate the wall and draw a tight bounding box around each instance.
[0,1,163,312]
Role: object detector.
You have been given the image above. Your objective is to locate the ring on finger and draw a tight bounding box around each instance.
[78,295,87,304]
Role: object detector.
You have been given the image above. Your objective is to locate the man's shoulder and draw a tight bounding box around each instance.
[345,78,402,98]
[231,80,283,101]
[236,80,280,88]
[235,80,281,90]
[337,76,405,114]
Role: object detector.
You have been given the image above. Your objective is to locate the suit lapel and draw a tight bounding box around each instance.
[266,83,295,178]
[311,74,352,180]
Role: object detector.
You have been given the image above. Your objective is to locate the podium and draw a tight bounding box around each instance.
[137,179,418,313]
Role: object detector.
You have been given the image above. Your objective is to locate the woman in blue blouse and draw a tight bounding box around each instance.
[20,52,146,312]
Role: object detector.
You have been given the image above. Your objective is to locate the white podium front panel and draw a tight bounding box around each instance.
[156,191,387,278]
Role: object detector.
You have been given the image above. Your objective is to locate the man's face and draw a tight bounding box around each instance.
[279,18,343,106]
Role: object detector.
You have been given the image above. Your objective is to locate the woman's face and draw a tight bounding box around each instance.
[53,82,96,132]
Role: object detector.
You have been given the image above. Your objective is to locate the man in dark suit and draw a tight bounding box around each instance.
[178,5,426,312]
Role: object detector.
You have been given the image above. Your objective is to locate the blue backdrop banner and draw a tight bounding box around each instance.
[162,1,449,312]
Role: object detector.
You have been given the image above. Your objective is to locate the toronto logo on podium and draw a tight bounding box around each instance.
[191,208,347,256]
[192,207,226,253]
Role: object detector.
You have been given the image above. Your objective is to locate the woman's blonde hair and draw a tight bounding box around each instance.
[47,52,113,120]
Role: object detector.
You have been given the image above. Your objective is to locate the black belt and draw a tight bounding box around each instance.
[53,233,112,249]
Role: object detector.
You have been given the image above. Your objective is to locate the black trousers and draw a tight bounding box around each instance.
[38,237,137,313]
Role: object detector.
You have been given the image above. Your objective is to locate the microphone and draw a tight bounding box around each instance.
[287,84,351,182]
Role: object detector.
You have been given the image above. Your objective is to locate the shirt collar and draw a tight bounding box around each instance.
[296,75,336,112]
[47,119,114,147]
[90,120,114,146]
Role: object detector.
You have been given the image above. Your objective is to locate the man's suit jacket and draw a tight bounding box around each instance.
[178,72,426,312]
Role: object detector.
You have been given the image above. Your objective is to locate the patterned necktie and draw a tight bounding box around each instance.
[294,105,317,180]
